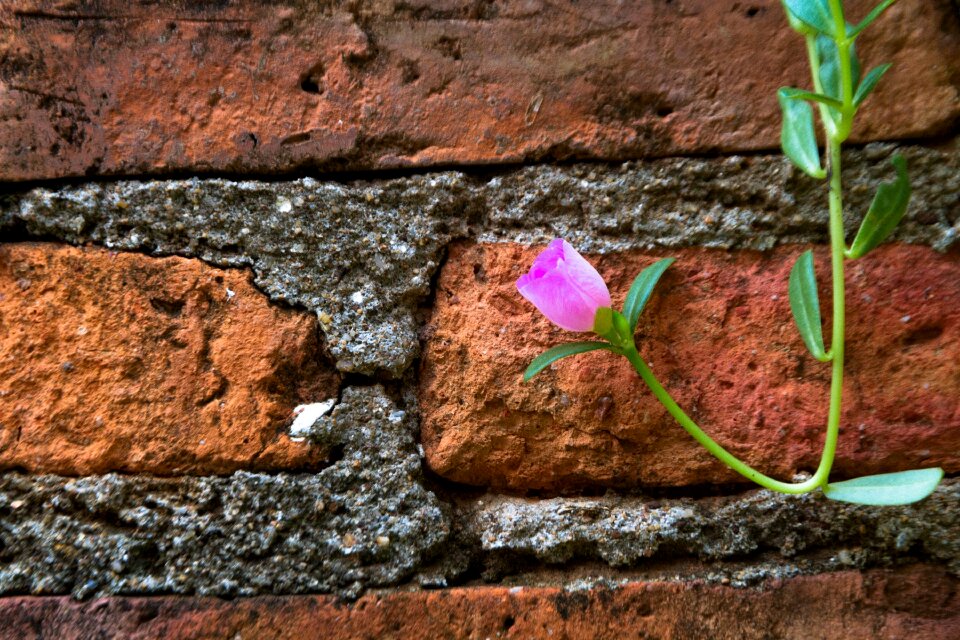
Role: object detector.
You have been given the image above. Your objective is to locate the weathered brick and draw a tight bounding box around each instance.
[0,243,339,475]
[420,242,960,491]
[1,0,956,181]
[0,566,957,639]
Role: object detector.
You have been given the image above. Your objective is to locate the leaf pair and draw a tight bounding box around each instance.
[524,258,675,381]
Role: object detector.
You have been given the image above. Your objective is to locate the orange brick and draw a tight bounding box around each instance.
[0,243,339,475]
[1,566,956,639]
[420,242,960,491]
[1,0,956,180]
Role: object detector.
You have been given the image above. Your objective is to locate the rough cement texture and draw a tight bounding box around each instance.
[450,479,960,586]
[2,143,956,376]
[3,0,957,181]
[480,143,959,252]
[0,386,448,598]
[2,457,956,598]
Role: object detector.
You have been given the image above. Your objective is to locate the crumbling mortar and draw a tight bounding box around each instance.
[1,143,956,379]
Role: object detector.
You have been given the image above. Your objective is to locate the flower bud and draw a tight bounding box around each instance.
[516,239,612,332]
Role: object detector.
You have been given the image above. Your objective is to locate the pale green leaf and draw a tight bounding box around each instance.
[789,250,829,361]
[824,468,944,505]
[782,0,836,36]
[778,89,825,179]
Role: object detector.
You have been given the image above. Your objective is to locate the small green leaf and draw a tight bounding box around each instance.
[778,89,825,179]
[847,154,910,259]
[623,258,675,330]
[849,0,899,38]
[779,87,843,110]
[789,250,828,361]
[853,63,891,107]
[782,0,836,36]
[523,342,616,381]
[824,468,944,505]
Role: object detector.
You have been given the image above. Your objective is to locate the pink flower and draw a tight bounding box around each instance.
[516,239,612,332]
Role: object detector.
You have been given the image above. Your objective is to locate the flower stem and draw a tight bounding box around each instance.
[621,344,819,494]
[622,7,856,494]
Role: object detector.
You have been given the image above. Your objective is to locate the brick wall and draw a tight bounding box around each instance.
[1,1,958,637]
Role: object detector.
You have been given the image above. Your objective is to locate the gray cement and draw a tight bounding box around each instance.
[2,143,955,376]
[452,479,960,586]
[0,386,448,599]
[2,461,956,597]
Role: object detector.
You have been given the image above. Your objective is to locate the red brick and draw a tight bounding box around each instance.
[1,566,957,639]
[0,243,339,475]
[420,243,960,491]
[1,0,956,181]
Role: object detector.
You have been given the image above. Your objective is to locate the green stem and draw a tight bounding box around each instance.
[806,138,846,487]
[622,86,853,496]
[805,34,836,139]
[611,1,857,495]
[828,0,855,140]
[621,344,819,494]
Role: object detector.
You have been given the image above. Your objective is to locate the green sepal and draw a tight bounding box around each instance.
[824,468,944,505]
[611,311,632,346]
[592,306,614,337]
[849,0,899,38]
[853,63,891,108]
[788,250,829,361]
[781,0,836,36]
[779,87,843,110]
[523,342,618,382]
[847,154,910,259]
[623,258,675,331]
[778,89,825,179]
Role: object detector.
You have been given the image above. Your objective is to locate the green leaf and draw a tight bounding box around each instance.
[849,0,899,38]
[782,0,836,36]
[853,63,891,107]
[789,250,829,361]
[523,342,616,381]
[780,0,817,35]
[779,87,843,110]
[818,33,861,121]
[623,258,675,330]
[778,89,825,179]
[847,154,910,259]
[824,468,944,505]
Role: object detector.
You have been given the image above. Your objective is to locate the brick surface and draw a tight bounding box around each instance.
[0,243,339,475]
[0,566,957,639]
[1,0,957,181]
[420,243,960,491]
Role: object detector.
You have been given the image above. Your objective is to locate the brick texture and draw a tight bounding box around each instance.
[0,243,339,475]
[420,243,960,491]
[1,0,957,181]
[1,566,957,639]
